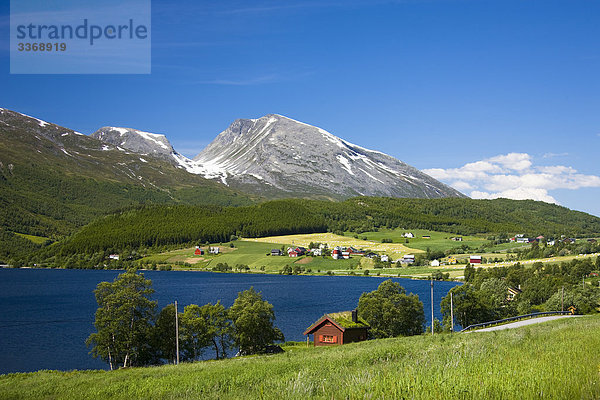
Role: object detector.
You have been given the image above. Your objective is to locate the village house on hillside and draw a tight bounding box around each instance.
[401,254,415,264]
[209,246,220,254]
[402,232,414,238]
[303,310,369,346]
[507,286,522,301]
[194,246,204,255]
[347,247,365,256]
[287,246,307,257]
[469,255,482,264]
[271,249,282,256]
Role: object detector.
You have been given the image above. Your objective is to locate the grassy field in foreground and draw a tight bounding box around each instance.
[1,317,599,399]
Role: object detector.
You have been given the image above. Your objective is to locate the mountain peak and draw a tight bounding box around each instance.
[193,115,465,199]
[91,126,174,158]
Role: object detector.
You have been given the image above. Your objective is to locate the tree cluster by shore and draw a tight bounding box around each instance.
[87,270,283,369]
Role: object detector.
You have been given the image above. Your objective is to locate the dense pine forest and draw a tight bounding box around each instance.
[302,197,600,237]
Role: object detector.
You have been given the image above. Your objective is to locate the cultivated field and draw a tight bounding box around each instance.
[245,232,420,258]
[140,241,361,273]
[350,228,487,252]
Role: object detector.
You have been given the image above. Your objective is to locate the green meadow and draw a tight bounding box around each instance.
[351,228,487,252]
[140,241,360,273]
[1,316,598,399]
[14,233,50,245]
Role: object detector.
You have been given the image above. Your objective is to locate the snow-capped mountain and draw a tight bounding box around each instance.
[192,114,465,199]
[37,111,463,199]
[91,127,176,160]
[90,126,225,181]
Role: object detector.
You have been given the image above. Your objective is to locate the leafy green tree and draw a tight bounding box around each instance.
[479,278,515,318]
[180,301,231,360]
[153,304,178,364]
[464,263,475,283]
[543,286,600,314]
[357,279,425,338]
[229,287,284,355]
[441,284,494,329]
[200,301,232,359]
[180,304,210,361]
[86,271,157,370]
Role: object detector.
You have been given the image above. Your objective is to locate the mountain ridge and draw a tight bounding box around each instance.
[86,112,465,200]
[193,114,466,199]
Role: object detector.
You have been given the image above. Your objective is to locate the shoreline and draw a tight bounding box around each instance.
[0,265,463,282]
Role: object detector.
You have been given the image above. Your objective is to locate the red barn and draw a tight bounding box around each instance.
[194,247,204,255]
[303,310,369,346]
[332,248,341,259]
[469,255,482,264]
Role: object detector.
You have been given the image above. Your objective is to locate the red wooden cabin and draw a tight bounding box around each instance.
[303,310,369,346]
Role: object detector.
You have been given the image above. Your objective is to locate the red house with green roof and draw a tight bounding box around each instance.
[303,310,369,346]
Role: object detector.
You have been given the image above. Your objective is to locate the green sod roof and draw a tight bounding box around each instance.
[327,311,370,329]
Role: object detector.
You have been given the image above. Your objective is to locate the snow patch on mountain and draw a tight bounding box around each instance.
[193,114,466,199]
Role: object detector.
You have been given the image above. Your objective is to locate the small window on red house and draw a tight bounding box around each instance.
[322,335,337,343]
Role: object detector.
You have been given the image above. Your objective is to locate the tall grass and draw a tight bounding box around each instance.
[1,316,599,399]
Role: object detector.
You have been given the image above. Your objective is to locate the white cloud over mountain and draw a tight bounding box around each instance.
[423,153,600,204]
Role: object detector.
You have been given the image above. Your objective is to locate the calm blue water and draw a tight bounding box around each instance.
[0,268,459,374]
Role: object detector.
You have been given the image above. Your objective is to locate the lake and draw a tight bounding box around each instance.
[0,268,460,374]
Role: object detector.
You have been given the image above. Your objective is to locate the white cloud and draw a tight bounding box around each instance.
[450,181,473,191]
[423,152,600,205]
[488,153,532,171]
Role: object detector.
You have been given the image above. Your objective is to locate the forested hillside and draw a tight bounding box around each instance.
[55,200,327,254]
[0,108,255,259]
[10,197,598,266]
[303,197,600,237]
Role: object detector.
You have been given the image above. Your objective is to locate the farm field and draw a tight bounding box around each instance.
[245,232,420,258]
[138,233,598,279]
[349,228,487,252]
[140,241,362,273]
[478,252,600,269]
[1,316,598,399]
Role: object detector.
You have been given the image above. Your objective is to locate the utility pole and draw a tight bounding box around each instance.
[430,279,434,335]
[175,300,180,365]
[450,292,454,333]
[561,287,564,312]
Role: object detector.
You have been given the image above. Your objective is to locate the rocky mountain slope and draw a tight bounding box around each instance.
[193,114,465,199]
[0,108,252,239]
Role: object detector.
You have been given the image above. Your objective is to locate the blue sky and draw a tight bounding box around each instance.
[1,0,599,216]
